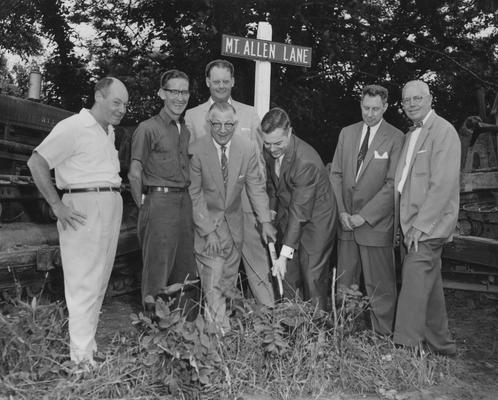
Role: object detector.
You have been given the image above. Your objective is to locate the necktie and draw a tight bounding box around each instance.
[221,145,228,188]
[275,157,281,178]
[357,126,370,172]
[413,120,423,128]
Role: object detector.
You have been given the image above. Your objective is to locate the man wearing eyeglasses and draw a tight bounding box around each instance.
[329,84,404,336]
[185,59,275,307]
[129,70,198,319]
[393,80,460,356]
[189,102,276,332]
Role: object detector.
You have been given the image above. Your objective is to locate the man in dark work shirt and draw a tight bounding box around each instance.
[129,69,198,318]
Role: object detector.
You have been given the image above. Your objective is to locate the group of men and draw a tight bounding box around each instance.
[27,57,460,368]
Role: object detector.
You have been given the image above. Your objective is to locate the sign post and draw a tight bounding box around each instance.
[254,22,272,119]
[221,24,312,119]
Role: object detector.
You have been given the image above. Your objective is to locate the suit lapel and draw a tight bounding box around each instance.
[352,124,363,178]
[405,112,436,176]
[226,137,242,203]
[203,137,226,201]
[395,132,410,187]
[356,122,388,181]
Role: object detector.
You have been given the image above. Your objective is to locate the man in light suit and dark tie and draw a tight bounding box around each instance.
[189,102,276,332]
[330,84,404,336]
[185,59,275,307]
[394,80,460,355]
[261,107,337,310]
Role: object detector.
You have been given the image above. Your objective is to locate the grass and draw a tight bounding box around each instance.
[0,285,454,400]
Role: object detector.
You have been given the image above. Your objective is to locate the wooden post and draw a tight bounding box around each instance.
[254,22,272,119]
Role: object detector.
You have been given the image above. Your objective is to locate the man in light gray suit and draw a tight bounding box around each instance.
[185,59,275,307]
[394,80,459,355]
[189,102,276,331]
[330,84,404,336]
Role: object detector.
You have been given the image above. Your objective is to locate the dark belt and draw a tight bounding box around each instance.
[147,186,188,194]
[62,186,121,194]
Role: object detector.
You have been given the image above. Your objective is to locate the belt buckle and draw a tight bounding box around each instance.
[162,187,169,193]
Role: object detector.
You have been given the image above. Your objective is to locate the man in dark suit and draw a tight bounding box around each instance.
[330,84,404,335]
[189,102,276,332]
[261,107,337,310]
[394,80,459,355]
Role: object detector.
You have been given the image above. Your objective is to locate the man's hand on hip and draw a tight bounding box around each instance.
[404,226,423,252]
[52,202,87,230]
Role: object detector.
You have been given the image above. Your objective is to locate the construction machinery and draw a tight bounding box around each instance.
[442,93,498,293]
[0,92,140,301]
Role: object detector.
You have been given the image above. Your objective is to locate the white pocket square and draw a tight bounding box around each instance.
[374,150,388,159]
[238,174,245,179]
[417,149,427,154]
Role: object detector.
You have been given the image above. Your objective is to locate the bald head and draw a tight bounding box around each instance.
[92,77,129,128]
[403,80,430,95]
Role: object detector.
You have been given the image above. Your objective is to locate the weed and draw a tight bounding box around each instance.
[0,279,454,399]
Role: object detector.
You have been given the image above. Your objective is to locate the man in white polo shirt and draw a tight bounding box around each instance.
[27,77,128,367]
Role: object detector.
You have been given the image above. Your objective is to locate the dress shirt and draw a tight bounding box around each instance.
[212,139,232,164]
[397,110,433,193]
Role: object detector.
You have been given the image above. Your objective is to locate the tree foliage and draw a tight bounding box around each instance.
[3,0,497,159]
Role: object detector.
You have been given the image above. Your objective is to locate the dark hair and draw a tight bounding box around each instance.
[160,69,189,88]
[94,77,115,97]
[205,59,234,78]
[362,84,388,103]
[260,107,291,134]
[208,101,236,115]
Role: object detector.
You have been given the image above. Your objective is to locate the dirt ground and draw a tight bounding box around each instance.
[97,289,498,400]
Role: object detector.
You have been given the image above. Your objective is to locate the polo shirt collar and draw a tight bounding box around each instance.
[79,108,114,135]
[159,107,184,125]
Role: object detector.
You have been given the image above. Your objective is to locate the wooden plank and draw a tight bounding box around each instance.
[461,170,498,192]
[443,234,498,268]
[443,279,498,293]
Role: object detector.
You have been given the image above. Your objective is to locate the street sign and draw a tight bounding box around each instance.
[221,34,312,68]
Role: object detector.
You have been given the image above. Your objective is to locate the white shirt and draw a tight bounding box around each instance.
[212,138,231,164]
[397,110,433,193]
[35,108,121,189]
[356,120,382,180]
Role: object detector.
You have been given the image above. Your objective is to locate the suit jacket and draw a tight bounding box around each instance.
[330,120,404,246]
[189,133,271,256]
[394,111,461,242]
[265,134,337,254]
[185,98,263,214]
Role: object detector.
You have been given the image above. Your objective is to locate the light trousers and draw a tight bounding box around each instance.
[196,235,241,332]
[59,191,122,363]
[394,240,456,354]
[241,211,275,307]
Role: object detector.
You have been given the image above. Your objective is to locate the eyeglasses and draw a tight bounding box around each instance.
[401,95,427,106]
[210,121,236,131]
[163,89,190,97]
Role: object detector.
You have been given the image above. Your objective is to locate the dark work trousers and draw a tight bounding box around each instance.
[138,191,199,320]
[394,239,456,355]
[282,244,332,311]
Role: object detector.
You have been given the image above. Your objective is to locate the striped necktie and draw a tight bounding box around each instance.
[221,145,228,188]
